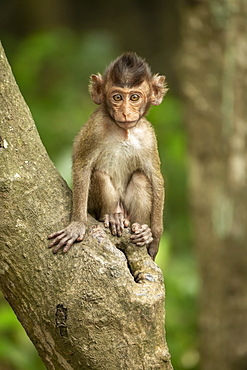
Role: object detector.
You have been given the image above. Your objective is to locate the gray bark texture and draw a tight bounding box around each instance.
[181,1,247,370]
[0,42,172,370]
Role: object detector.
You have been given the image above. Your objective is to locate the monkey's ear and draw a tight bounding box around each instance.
[150,75,168,106]
[89,74,103,105]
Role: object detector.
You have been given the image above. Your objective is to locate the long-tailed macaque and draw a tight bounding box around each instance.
[48,52,167,260]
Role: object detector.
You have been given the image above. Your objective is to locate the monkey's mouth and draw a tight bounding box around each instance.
[116,120,138,130]
[116,120,137,125]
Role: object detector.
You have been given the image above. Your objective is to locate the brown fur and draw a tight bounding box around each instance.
[103,52,152,88]
[48,52,167,260]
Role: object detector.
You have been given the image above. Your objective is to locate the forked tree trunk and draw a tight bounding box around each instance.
[181,2,247,370]
[0,43,173,370]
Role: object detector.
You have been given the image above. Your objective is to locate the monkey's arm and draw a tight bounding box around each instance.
[47,165,90,253]
[48,133,94,253]
[148,150,165,260]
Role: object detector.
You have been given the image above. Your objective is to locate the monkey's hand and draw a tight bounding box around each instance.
[48,221,86,254]
[103,213,130,237]
[130,223,153,246]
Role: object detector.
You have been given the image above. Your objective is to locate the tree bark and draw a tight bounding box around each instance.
[0,42,172,370]
[181,1,247,370]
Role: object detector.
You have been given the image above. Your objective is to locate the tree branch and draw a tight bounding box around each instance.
[0,42,172,370]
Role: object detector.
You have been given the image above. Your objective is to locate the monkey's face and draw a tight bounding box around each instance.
[106,82,150,130]
[89,69,166,129]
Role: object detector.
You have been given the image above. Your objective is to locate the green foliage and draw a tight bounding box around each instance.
[151,99,200,370]
[0,295,45,369]
[1,29,199,370]
[9,29,121,179]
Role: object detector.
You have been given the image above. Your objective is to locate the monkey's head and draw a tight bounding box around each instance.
[89,52,167,130]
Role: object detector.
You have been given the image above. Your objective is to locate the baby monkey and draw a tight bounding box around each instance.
[48,52,167,260]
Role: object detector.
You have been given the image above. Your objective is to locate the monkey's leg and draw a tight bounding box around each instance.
[125,171,152,224]
[88,170,129,236]
[124,171,153,247]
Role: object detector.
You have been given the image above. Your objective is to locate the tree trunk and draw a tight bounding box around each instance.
[0,42,173,370]
[181,1,247,370]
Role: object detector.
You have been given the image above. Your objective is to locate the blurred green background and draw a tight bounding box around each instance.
[0,1,199,369]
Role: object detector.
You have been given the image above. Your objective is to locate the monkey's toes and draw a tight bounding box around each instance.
[131,223,153,245]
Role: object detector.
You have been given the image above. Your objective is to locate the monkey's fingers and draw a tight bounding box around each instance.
[135,234,153,246]
[48,229,65,240]
[52,235,76,254]
[48,231,67,248]
[110,212,125,236]
[131,225,153,243]
[132,223,149,234]
[103,214,110,228]
[131,224,153,246]
[104,213,125,236]
[103,212,129,237]
[131,223,143,233]
[115,212,125,236]
[62,238,77,253]
[109,214,117,236]
[104,213,117,235]
[76,234,84,242]
[132,234,153,246]
[123,218,130,227]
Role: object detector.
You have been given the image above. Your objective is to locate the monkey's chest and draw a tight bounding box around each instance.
[95,141,144,188]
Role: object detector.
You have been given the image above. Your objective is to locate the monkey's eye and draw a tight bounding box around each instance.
[130,94,140,101]
[113,94,123,101]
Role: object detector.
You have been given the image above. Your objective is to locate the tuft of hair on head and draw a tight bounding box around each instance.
[103,52,153,88]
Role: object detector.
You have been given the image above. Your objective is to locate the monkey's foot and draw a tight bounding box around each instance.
[48,221,86,254]
[130,223,153,246]
[103,213,130,237]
